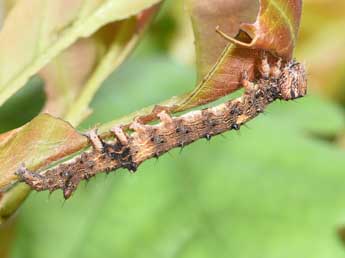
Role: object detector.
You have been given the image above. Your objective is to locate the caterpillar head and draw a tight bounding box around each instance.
[279,60,307,100]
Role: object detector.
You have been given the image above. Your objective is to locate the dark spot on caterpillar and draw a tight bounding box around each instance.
[205,134,212,141]
[86,160,95,169]
[83,173,92,180]
[63,180,75,199]
[255,91,264,98]
[105,167,112,174]
[150,135,165,145]
[204,118,218,128]
[231,124,240,130]
[201,109,218,128]
[229,104,242,116]
[290,88,296,99]
[256,107,264,113]
[125,162,138,173]
[61,171,71,179]
[182,126,190,134]
[103,140,136,173]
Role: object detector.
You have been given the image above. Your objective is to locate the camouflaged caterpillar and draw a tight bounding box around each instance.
[16,54,307,199]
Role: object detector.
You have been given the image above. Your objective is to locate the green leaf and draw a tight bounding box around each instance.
[40,6,160,126]
[0,0,162,107]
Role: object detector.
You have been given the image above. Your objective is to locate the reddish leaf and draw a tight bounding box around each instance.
[0,114,87,190]
[237,0,302,59]
[187,0,259,80]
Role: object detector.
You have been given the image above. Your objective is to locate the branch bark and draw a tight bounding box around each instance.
[16,57,307,199]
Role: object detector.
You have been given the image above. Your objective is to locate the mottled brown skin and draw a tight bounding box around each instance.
[16,57,307,199]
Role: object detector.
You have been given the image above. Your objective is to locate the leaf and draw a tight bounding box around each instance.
[64,7,160,126]
[0,0,162,107]
[0,113,88,220]
[187,0,259,80]
[0,114,87,190]
[237,0,303,59]
[40,5,160,125]
[39,37,99,118]
[9,56,345,258]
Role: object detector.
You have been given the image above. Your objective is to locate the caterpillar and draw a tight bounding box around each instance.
[16,55,307,199]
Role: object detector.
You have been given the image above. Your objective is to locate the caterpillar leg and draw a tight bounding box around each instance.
[85,129,104,152]
[241,71,256,94]
[259,52,270,79]
[270,58,282,79]
[111,126,129,146]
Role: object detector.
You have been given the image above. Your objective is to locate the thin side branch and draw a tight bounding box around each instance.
[16,58,307,199]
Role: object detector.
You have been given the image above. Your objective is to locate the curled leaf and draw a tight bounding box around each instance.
[218,0,302,59]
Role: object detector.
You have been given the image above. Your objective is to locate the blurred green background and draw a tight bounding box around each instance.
[1,0,345,257]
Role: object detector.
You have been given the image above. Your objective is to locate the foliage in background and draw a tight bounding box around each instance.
[0,0,345,257]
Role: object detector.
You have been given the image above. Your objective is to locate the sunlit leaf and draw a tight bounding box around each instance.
[40,5,160,125]
[0,0,162,107]
[39,38,99,118]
